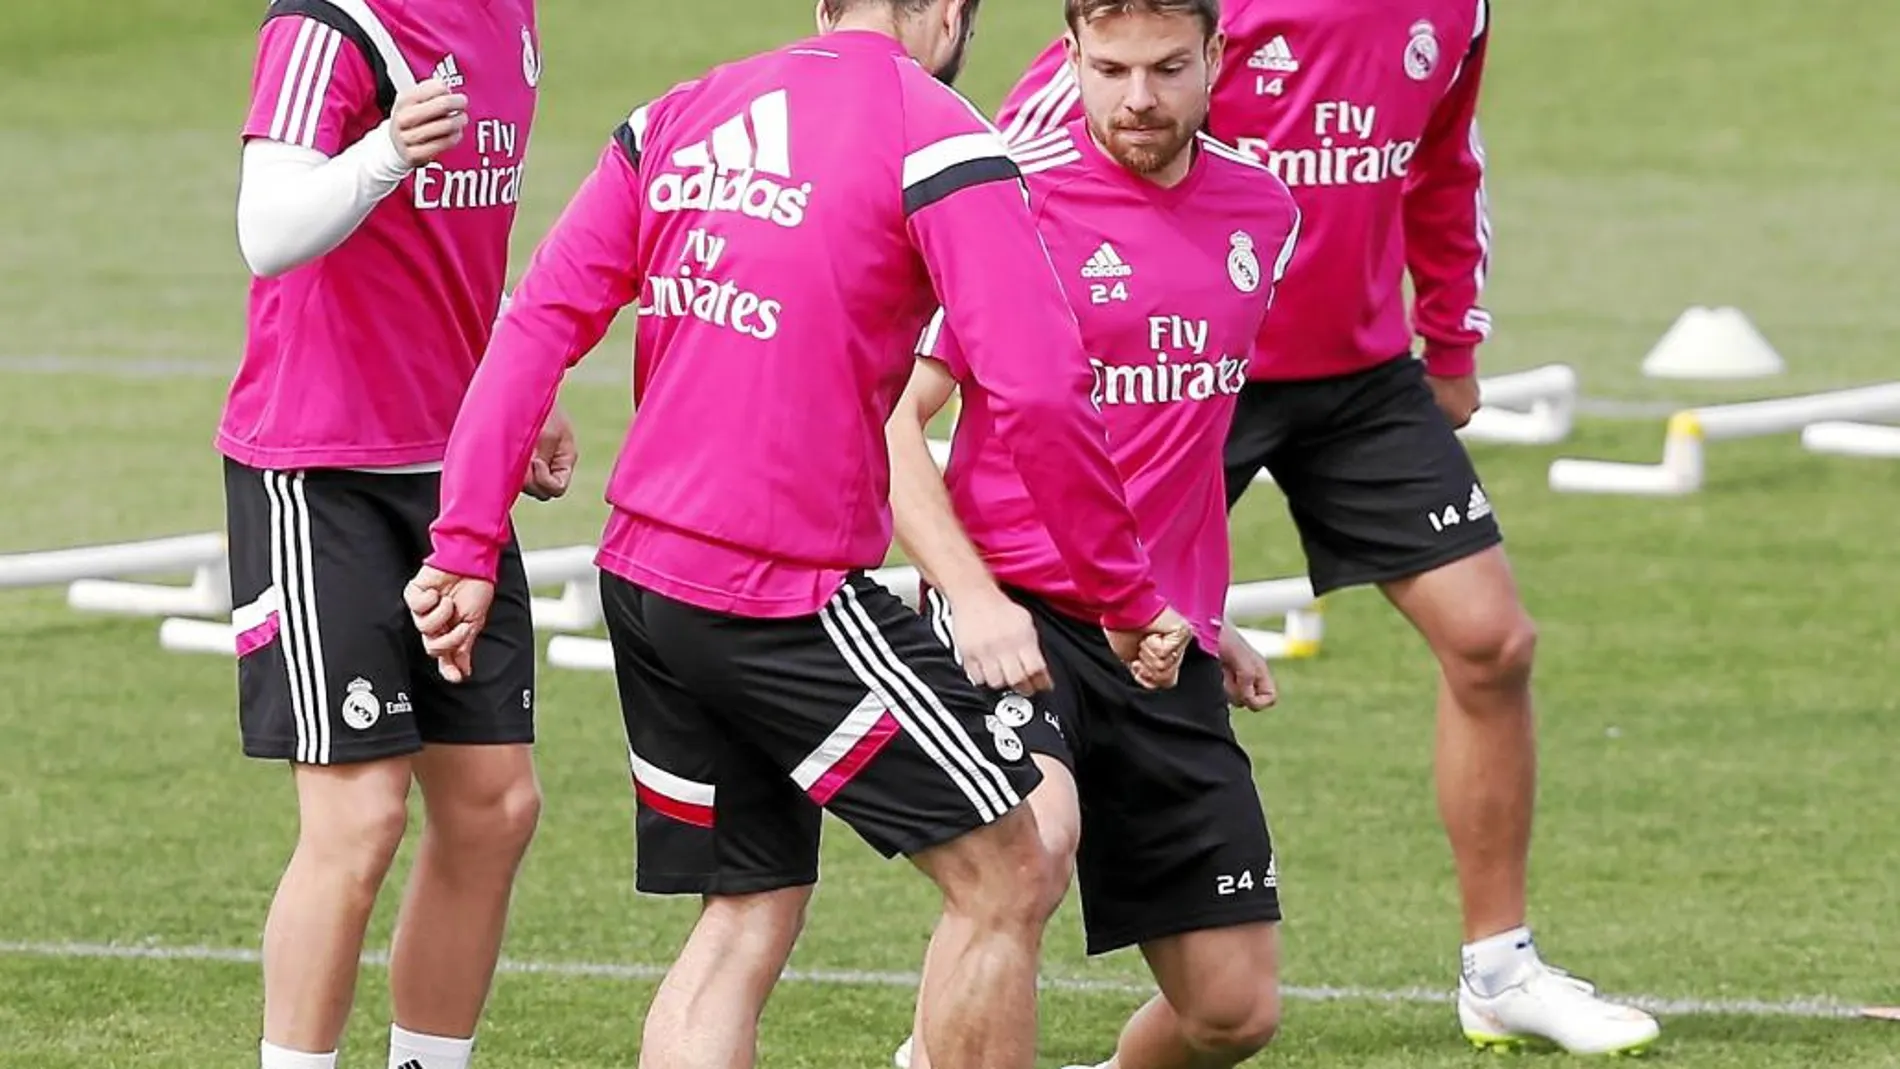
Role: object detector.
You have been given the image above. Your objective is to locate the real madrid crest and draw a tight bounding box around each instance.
[1404,18,1439,81]
[1227,231,1261,294]
[340,677,381,731]
[994,693,1034,729]
[521,26,542,88]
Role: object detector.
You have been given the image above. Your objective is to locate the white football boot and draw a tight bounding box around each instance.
[1458,960,1660,1056]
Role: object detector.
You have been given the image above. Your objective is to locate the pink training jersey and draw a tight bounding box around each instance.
[925,122,1300,652]
[997,0,1491,382]
[427,30,1168,630]
[220,0,542,470]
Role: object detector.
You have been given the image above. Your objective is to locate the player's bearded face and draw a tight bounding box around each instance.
[1071,13,1221,175]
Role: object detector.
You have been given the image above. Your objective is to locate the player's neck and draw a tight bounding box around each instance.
[828,10,911,49]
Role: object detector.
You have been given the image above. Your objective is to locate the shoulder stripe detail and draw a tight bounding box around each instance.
[1196,133,1272,171]
[903,131,1009,189]
[264,0,416,114]
[613,103,650,168]
[268,21,327,146]
[904,156,1023,215]
[1002,62,1078,145]
[1474,0,1489,39]
[1010,126,1072,158]
[1271,210,1301,285]
[1018,150,1081,176]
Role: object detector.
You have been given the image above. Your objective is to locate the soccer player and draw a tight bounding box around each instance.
[403,1,1195,1066]
[992,0,1661,1057]
[883,3,1297,1068]
[221,3,560,1069]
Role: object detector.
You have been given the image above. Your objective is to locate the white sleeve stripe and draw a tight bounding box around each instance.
[1272,212,1301,284]
[1473,0,1488,39]
[281,26,338,150]
[917,307,945,355]
[901,131,1010,191]
[295,28,344,149]
[267,20,318,143]
[1197,133,1272,171]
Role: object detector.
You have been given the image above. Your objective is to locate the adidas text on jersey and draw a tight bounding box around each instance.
[647,90,812,228]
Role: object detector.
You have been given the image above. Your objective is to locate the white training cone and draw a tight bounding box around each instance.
[1640,306,1785,380]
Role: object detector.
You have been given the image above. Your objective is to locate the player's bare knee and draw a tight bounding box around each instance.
[928,807,1050,929]
[298,781,408,883]
[1178,982,1282,1061]
[1442,608,1538,692]
[424,768,543,859]
[698,887,811,967]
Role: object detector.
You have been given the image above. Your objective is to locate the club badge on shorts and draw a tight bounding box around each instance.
[340,677,381,731]
[1228,231,1261,293]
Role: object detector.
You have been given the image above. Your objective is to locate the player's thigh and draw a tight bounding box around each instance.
[223,461,423,767]
[406,536,538,747]
[1072,649,1282,956]
[1266,356,1502,595]
[600,573,821,896]
[647,574,1043,862]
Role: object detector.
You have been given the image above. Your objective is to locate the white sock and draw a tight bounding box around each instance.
[1461,925,1539,997]
[389,1024,475,1069]
[261,1040,337,1069]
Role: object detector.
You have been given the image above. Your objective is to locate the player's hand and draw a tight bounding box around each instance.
[1105,606,1193,690]
[1217,619,1277,710]
[388,79,469,168]
[947,587,1052,695]
[1426,371,1481,429]
[524,403,578,501]
[405,565,494,683]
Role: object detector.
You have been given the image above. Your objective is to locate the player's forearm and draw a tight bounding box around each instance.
[429,149,643,578]
[236,127,411,277]
[1405,31,1492,377]
[886,418,1001,606]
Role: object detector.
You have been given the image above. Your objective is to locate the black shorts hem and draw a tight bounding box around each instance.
[241,736,422,765]
[1083,899,1284,957]
[1313,529,1504,597]
[416,726,538,747]
[636,869,819,897]
[882,800,1029,861]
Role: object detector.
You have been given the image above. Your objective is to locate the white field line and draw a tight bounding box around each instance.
[0,939,1865,1020]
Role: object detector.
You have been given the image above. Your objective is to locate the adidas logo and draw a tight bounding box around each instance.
[432,54,464,89]
[1080,242,1133,280]
[648,89,812,229]
[1247,35,1300,73]
[396,1061,424,1069]
[1466,483,1492,521]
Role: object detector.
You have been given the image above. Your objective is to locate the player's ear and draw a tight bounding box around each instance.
[1205,29,1226,89]
[1063,30,1081,72]
[814,0,833,33]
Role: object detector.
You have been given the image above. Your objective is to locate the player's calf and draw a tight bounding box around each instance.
[910,805,1060,1069]
[387,744,542,1051]
[1109,923,1281,1069]
[640,887,814,1069]
[261,760,413,1064]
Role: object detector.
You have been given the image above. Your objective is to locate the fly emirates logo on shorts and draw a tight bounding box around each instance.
[639,91,806,341]
[1233,101,1418,189]
[1091,315,1248,407]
